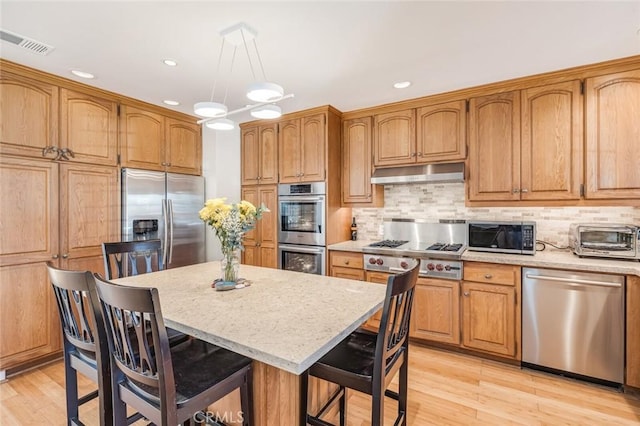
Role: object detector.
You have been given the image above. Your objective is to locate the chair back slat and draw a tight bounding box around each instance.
[102,240,163,280]
[375,260,419,374]
[94,274,176,407]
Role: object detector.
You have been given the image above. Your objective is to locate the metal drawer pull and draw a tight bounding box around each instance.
[525,274,622,288]
[484,274,493,279]
[463,292,470,297]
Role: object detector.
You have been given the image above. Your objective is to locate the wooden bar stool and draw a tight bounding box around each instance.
[93,274,254,426]
[301,260,420,426]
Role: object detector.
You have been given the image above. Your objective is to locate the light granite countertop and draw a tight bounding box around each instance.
[113,262,386,375]
[328,240,640,277]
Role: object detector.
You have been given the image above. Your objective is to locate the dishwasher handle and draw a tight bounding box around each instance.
[525,273,622,288]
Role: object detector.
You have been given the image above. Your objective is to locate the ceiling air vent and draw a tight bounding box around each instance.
[0,29,54,55]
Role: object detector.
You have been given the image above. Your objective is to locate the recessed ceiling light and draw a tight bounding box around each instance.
[393,81,411,89]
[71,69,95,79]
[163,59,178,67]
[163,100,180,106]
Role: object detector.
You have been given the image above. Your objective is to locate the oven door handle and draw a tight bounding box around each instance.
[279,196,324,203]
[279,244,325,253]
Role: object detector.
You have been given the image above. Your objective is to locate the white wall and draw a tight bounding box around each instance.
[202,127,241,261]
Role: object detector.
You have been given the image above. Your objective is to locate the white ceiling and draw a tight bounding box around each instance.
[1,1,639,125]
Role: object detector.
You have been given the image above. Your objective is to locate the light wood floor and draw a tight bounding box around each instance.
[1,344,639,425]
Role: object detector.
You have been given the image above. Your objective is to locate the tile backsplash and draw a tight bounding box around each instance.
[352,183,640,248]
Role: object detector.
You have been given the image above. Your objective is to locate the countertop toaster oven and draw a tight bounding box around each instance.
[569,223,640,260]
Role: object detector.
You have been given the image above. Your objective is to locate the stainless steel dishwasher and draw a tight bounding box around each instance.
[522,267,624,384]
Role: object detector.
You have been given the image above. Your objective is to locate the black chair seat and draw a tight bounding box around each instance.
[128,339,252,404]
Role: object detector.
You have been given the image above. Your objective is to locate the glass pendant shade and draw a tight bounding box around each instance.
[246,82,284,102]
[194,102,228,118]
[205,118,235,130]
[250,104,282,119]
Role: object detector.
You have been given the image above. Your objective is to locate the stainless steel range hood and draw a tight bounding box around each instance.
[370,162,465,184]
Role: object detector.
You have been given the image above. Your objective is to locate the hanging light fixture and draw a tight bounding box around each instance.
[194,23,293,130]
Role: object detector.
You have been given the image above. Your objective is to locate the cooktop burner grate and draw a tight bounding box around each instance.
[368,240,409,248]
[426,243,464,252]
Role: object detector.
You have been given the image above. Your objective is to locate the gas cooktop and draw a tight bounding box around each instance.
[367,240,409,248]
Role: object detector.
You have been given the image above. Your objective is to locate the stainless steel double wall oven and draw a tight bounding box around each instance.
[277,182,327,275]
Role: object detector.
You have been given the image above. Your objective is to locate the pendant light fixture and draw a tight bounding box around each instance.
[194,23,292,130]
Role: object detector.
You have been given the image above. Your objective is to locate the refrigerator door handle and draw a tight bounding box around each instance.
[162,200,169,266]
[168,199,175,264]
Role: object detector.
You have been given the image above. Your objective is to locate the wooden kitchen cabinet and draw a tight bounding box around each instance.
[416,100,466,163]
[626,275,640,387]
[373,109,415,167]
[120,104,202,175]
[585,68,640,200]
[364,271,391,330]
[410,277,460,345]
[461,262,520,359]
[60,88,118,166]
[468,81,582,202]
[278,113,326,183]
[241,124,278,185]
[342,117,383,206]
[0,70,59,159]
[0,156,119,371]
[329,250,364,280]
[240,185,278,268]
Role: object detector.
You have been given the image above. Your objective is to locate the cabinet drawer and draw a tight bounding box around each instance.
[331,266,364,281]
[463,262,519,286]
[330,251,363,269]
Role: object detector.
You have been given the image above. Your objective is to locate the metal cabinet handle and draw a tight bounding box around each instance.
[300,172,304,176]
[417,152,422,157]
[62,253,69,259]
[521,189,529,193]
[161,162,167,166]
[411,152,417,157]
[344,259,350,265]
[463,292,470,297]
[484,274,492,279]
[42,146,58,158]
[52,254,59,259]
[512,189,520,193]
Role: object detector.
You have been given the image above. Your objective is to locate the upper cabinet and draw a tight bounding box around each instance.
[342,117,383,206]
[242,124,278,185]
[585,68,640,200]
[373,101,466,168]
[0,71,59,159]
[60,88,118,166]
[278,113,326,183]
[120,104,201,175]
[373,109,415,167]
[468,81,583,202]
[416,100,467,163]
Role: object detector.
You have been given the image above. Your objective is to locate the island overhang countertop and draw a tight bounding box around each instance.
[112,261,386,375]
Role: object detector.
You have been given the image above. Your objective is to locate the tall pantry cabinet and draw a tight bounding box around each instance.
[0,63,120,371]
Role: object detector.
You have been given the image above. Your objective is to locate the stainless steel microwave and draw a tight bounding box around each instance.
[467,221,536,255]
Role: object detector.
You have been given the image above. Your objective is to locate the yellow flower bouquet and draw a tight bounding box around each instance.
[199,197,268,282]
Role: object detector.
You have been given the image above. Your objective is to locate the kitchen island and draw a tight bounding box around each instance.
[113,261,387,425]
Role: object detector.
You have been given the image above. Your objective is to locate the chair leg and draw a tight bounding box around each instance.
[398,360,408,426]
[63,354,80,426]
[338,386,347,426]
[239,366,254,426]
[112,383,128,426]
[371,387,385,426]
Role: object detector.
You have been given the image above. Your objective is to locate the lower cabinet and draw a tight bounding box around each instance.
[363,271,390,330]
[240,185,278,268]
[627,275,640,387]
[410,277,460,345]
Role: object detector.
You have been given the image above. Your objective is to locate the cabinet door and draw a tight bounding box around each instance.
[416,100,466,163]
[626,275,640,387]
[300,113,326,182]
[461,281,516,357]
[120,105,165,171]
[342,117,374,204]
[59,164,119,262]
[240,186,259,258]
[258,185,278,268]
[468,92,521,201]
[411,278,460,345]
[165,118,201,175]
[521,81,582,200]
[585,69,640,199]
[241,126,260,185]
[0,71,59,159]
[60,88,118,166]
[0,262,62,370]
[0,157,59,267]
[331,266,365,281]
[259,124,278,185]
[364,271,391,330]
[374,109,416,166]
[278,119,301,183]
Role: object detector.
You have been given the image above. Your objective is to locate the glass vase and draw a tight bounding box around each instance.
[221,249,240,283]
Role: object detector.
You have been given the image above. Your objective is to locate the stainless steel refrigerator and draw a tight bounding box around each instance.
[121,168,205,269]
